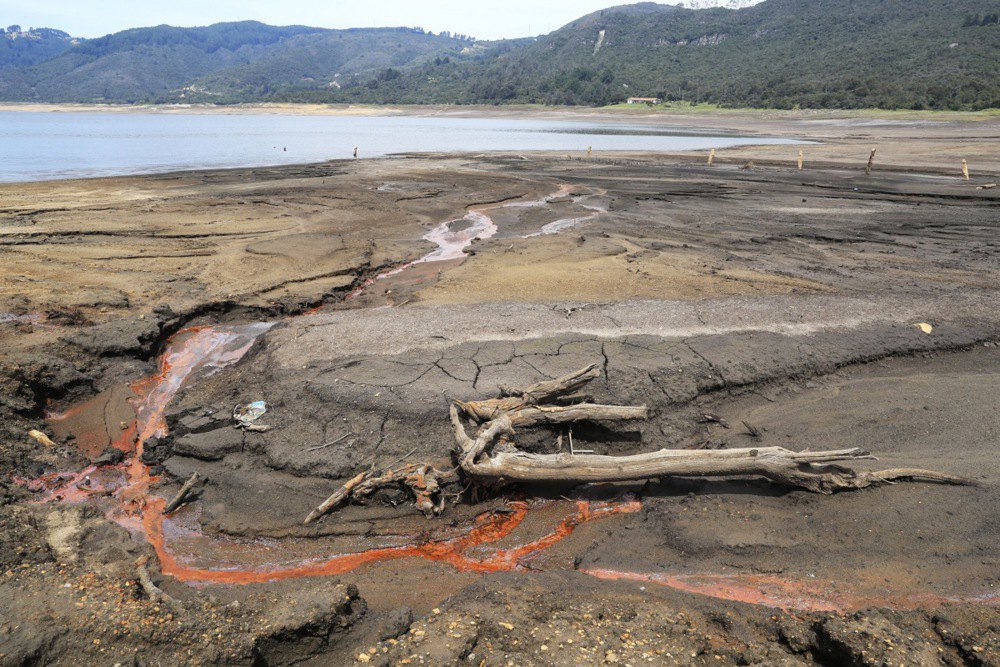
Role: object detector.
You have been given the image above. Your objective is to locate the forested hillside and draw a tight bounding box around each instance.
[334,0,1000,110]
[1,1,998,110]
[0,22,472,103]
[0,26,75,70]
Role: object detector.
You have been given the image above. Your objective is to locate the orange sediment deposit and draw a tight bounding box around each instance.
[23,320,998,612]
[23,319,642,587]
[142,498,642,585]
[24,324,270,508]
[20,324,1000,612]
[582,568,1000,613]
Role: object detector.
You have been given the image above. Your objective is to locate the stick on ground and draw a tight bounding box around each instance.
[304,361,974,519]
[305,432,354,452]
[304,471,368,525]
[448,363,973,495]
[164,472,201,514]
[135,556,184,613]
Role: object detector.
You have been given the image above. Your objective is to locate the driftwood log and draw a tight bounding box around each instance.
[305,363,971,523]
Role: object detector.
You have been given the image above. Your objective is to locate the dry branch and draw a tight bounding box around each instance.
[304,464,457,524]
[304,471,368,524]
[306,362,973,521]
[448,363,973,495]
[462,363,603,421]
[305,432,354,452]
[164,472,201,514]
[448,430,971,493]
[504,403,648,427]
[136,555,184,613]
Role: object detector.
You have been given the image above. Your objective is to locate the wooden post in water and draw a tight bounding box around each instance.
[962,159,970,181]
[865,148,877,176]
[797,149,804,171]
[708,148,716,166]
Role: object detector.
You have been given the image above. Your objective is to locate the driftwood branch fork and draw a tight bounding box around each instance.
[304,363,972,523]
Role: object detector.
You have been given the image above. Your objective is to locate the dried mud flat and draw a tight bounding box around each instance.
[1,113,999,666]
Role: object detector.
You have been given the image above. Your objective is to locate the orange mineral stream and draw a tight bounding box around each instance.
[25,323,644,586]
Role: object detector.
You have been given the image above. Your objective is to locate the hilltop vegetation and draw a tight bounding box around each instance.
[190,29,475,101]
[342,0,1000,110]
[0,22,473,104]
[1,1,998,110]
[0,25,75,70]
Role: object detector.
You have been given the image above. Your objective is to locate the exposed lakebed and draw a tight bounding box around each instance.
[2,147,998,665]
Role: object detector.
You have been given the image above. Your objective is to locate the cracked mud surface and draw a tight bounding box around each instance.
[1,112,999,666]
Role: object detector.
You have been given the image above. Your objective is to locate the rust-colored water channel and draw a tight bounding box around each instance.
[27,323,643,585]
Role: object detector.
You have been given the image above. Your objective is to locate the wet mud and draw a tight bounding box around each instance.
[2,123,999,665]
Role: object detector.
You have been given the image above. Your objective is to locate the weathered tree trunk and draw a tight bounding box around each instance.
[447,366,972,494]
[460,363,603,421]
[449,410,969,493]
[304,362,972,523]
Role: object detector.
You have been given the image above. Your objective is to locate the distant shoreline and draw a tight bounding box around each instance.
[0,102,409,116]
[1,102,996,123]
[3,103,998,180]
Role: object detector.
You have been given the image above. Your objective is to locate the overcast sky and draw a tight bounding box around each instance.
[5,1,651,40]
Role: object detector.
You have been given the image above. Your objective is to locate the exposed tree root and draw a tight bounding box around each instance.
[305,363,974,522]
[305,464,457,524]
[135,555,184,613]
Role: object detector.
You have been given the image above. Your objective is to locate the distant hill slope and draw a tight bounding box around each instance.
[0,22,470,103]
[1,1,998,109]
[0,22,322,102]
[351,0,1000,109]
[187,28,475,101]
[675,1,763,8]
[0,26,76,70]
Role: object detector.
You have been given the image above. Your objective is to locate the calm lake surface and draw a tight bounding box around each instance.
[0,111,809,183]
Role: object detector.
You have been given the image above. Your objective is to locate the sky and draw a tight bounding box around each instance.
[4,0,652,40]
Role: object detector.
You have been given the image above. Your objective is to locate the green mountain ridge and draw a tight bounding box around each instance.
[0,22,475,103]
[343,0,1000,110]
[189,28,475,100]
[1,1,998,110]
[1,25,77,70]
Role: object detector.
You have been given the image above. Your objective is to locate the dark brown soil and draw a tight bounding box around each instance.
[1,113,998,666]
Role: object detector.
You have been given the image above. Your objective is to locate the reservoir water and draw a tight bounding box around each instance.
[0,110,809,182]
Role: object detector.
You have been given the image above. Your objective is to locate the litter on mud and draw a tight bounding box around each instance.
[233,400,271,432]
[28,429,56,447]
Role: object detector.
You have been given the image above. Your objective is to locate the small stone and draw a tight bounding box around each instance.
[379,607,413,641]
